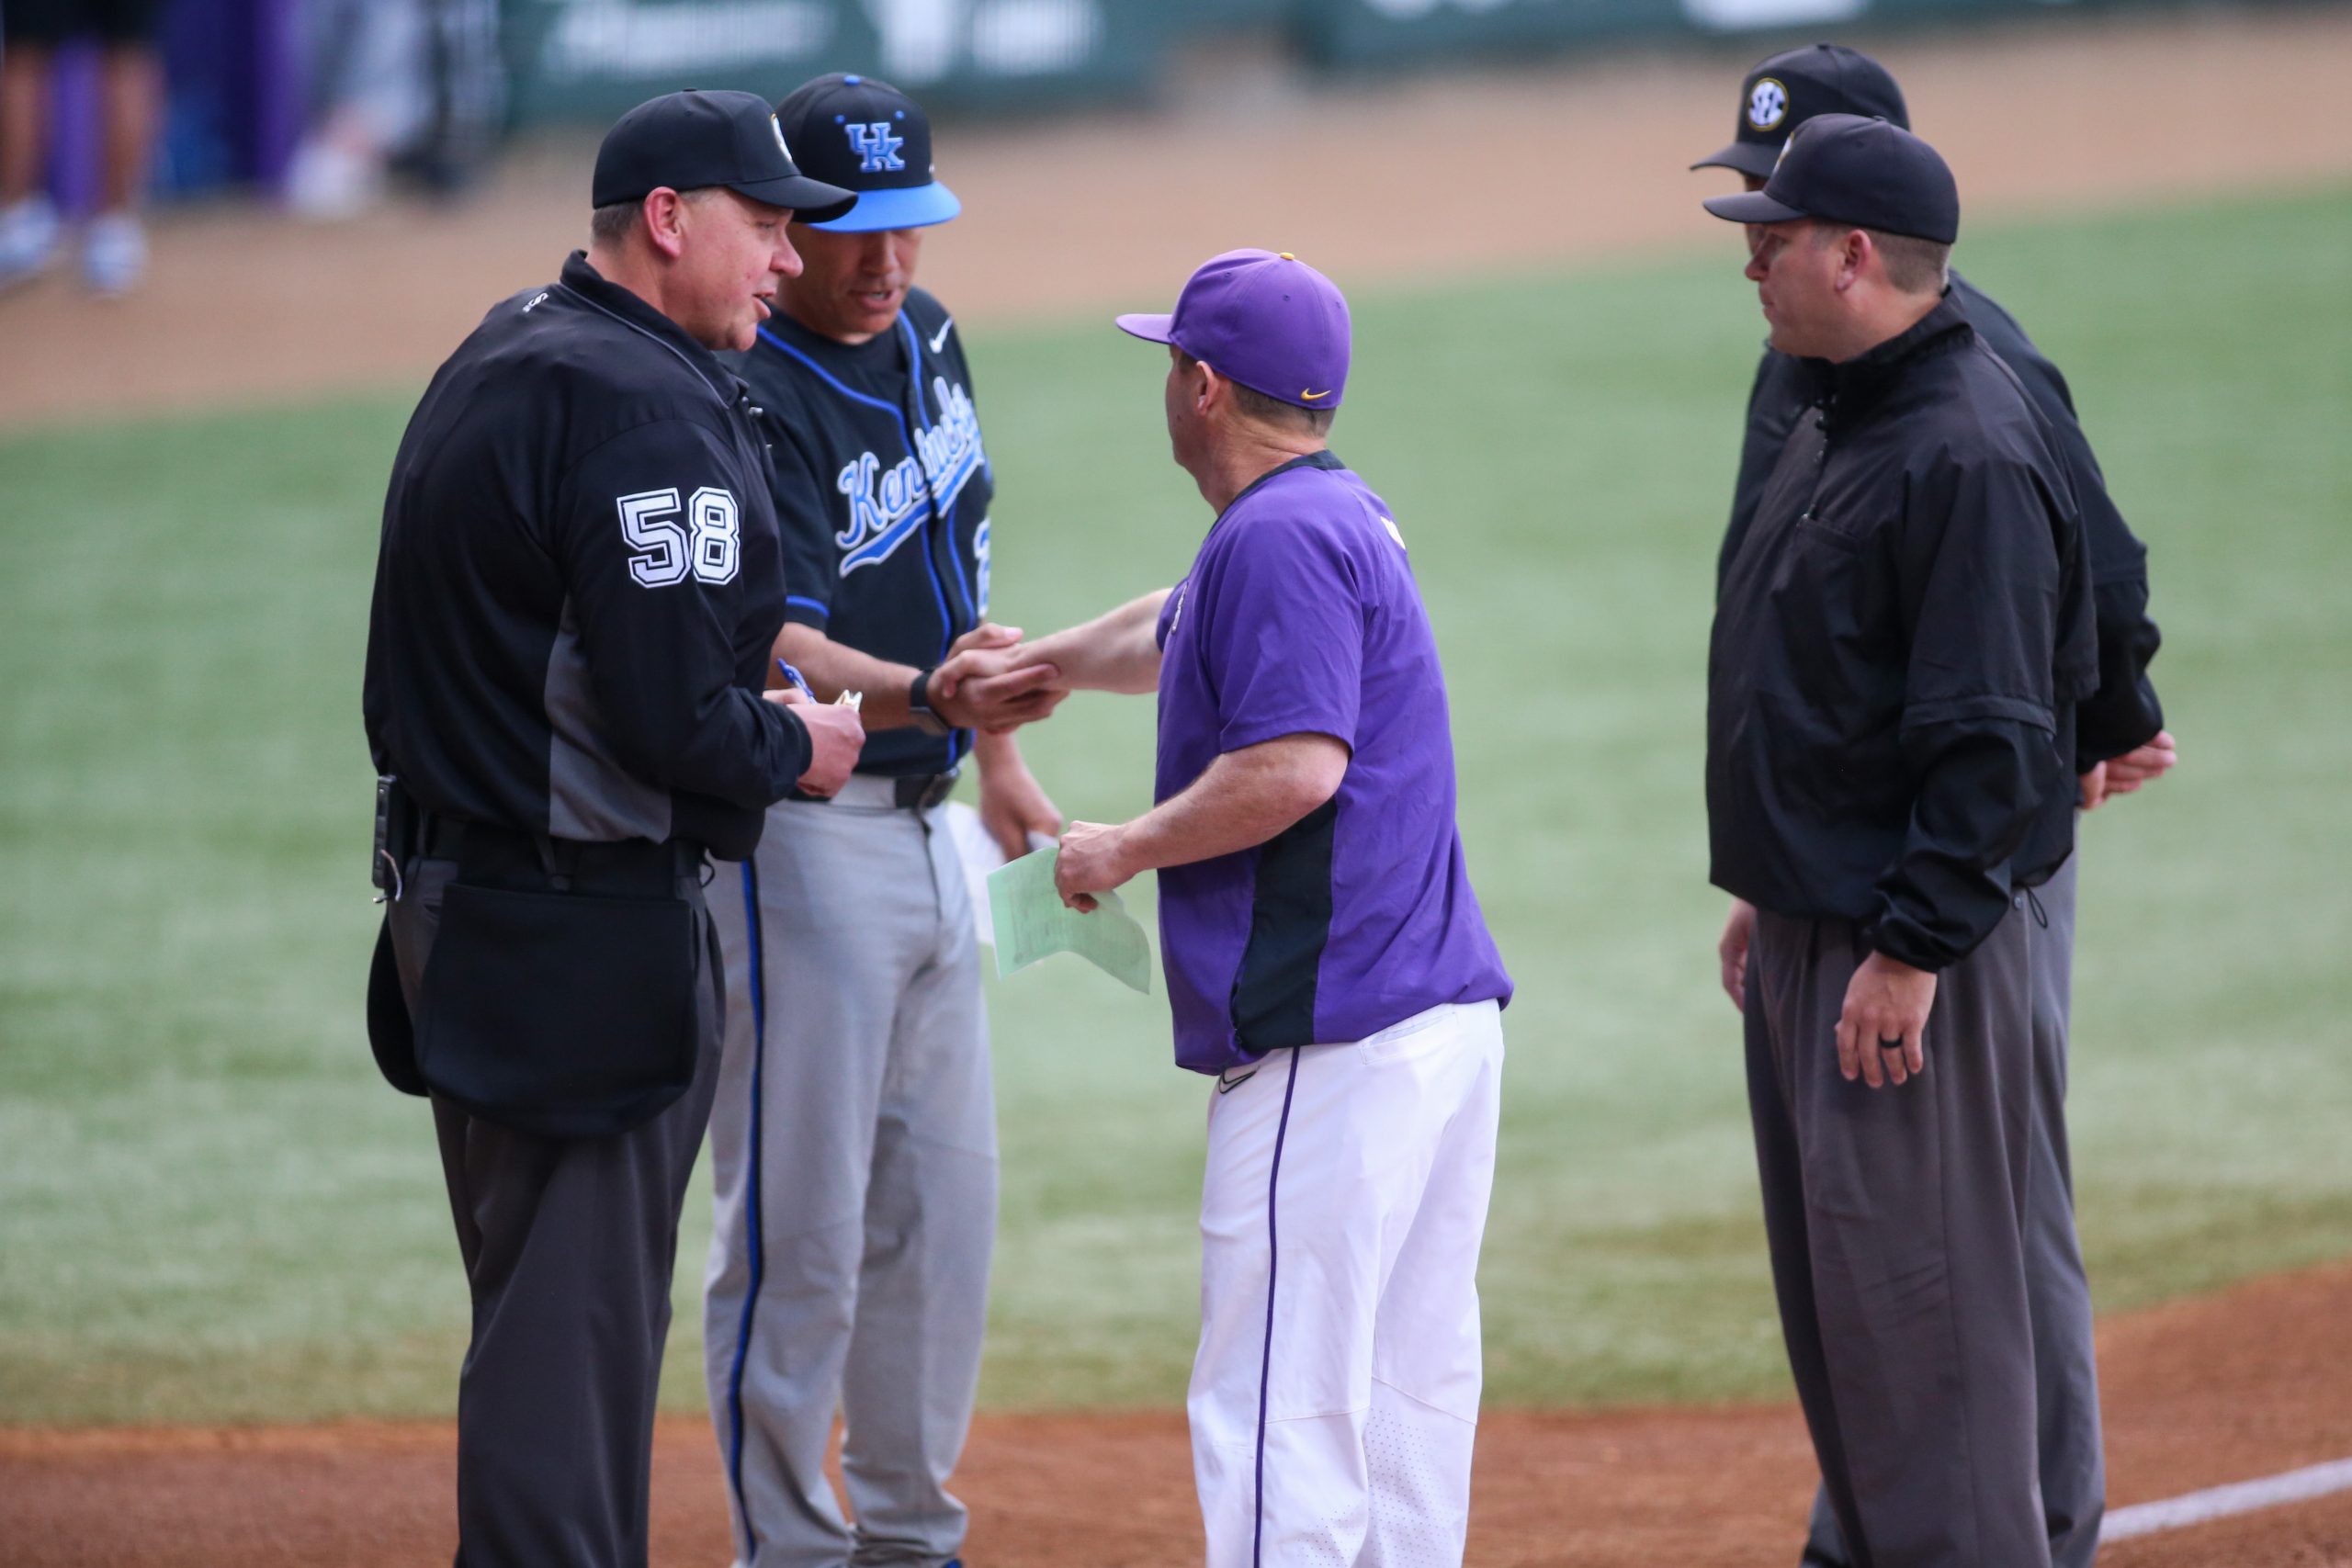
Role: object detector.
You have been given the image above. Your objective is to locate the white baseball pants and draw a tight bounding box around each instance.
[1190,999,1505,1568]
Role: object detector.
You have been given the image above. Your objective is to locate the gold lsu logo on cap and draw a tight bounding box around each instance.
[1747,77,1789,133]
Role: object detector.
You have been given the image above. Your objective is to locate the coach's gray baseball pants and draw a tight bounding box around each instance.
[704,793,998,1568]
[1747,893,2052,1568]
[1796,857,2105,1568]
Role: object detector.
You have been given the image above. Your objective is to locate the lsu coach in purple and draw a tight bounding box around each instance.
[977,249,1513,1567]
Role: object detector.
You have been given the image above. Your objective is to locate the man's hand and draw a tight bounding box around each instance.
[978,755,1061,862]
[2078,761,2109,812]
[1719,897,1757,1012]
[931,622,1065,734]
[1835,951,1938,1089]
[769,687,864,799]
[1053,819,1135,913]
[2101,730,2177,796]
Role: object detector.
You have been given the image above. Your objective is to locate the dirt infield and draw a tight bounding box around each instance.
[3,6,2350,428]
[6,1259,2349,1565]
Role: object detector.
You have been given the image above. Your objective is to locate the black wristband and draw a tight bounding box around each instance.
[907,668,950,737]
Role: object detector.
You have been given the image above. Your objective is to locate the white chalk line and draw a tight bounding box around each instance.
[2104,1455,2352,1542]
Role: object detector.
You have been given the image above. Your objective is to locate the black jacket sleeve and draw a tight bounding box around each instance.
[1866,454,2072,970]
[1972,304,2165,763]
[554,416,810,809]
[2078,573,2163,762]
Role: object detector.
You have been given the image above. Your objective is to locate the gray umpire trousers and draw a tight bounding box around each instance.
[704,793,998,1568]
[389,854,723,1568]
[1746,891,2052,1568]
[1801,858,2105,1568]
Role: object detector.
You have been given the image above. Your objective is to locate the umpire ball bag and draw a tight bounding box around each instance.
[368,833,704,1138]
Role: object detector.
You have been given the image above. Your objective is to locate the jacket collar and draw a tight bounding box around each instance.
[1801,289,1973,434]
[557,252,751,408]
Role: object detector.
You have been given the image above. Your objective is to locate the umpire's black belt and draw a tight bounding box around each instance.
[421,816,705,896]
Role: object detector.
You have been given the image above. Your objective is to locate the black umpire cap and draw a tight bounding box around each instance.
[592,89,858,221]
[1703,113,1960,245]
[1690,43,1908,181]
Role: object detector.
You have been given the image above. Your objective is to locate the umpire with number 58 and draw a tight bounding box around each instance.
[361,91,865,1567]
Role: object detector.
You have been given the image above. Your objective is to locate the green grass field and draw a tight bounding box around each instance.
[3,186,2348,1427]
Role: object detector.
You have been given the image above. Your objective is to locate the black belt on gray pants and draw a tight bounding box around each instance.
[420,817,705,896]
[795,771,958,811]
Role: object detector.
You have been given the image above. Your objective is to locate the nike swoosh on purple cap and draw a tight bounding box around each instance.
[1115,249,1351,412]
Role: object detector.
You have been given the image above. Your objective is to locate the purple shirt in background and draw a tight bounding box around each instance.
[1152,450,1511,1075]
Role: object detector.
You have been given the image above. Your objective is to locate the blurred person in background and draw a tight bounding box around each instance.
[0,0,168,294]
[287,0,504,218]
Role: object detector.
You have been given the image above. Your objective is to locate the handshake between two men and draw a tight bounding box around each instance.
[761,588,1196,897]
[759,616,1076,854]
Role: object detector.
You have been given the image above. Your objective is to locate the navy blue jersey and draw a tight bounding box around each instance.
[736,287,991,776]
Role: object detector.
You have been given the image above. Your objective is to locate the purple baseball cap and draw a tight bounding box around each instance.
[1116,249,1351,410]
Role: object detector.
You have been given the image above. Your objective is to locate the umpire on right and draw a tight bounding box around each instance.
[1696,46,2176,1568]
[1702,117,2098,1568]
[363,91,864,1566]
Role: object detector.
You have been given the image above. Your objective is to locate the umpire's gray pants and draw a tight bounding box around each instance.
[1747,894,2052,1568]
[390,855,722,1568]
[704,795,998,1568]
[1801,857,2105,1568]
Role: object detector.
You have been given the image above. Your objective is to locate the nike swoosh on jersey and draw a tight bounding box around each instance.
[1300,389,1330,400]
[929,318,954,353]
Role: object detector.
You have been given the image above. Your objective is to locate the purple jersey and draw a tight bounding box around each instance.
[1152,451,1511,1074]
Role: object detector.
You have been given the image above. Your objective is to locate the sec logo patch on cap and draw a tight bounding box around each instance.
[1747,77,1789,132]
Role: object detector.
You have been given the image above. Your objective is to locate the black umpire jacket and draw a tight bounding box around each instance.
[1724,270,2164,764]
[364,253,810,863]
[1707,293,2099,972]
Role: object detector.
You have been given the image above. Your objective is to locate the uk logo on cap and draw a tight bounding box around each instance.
[769,113,793,162]
[846,121,905,173]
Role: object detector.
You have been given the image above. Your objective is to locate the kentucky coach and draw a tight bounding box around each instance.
[362,91,863,1566]
[699,72,1064,1568]
[1702,118,2098,1567]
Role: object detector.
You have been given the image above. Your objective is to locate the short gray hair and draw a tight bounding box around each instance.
[1176,349,1338,437]
[1809,220,1950,296]
[588,186,721,245]
[1869,229,1952,295]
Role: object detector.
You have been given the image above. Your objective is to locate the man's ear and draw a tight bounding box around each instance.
[1834,227,1871,296]
[640,188,689,260]
[1194,359,1226,418]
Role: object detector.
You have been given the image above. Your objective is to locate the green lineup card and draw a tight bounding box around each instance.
[986,847,1154,995]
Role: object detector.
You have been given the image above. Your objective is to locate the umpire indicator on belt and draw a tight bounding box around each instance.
[697,73,1063,1568]
[1004,249,1514,1568]
[1702,116,2101,1568]
[361,89,864,1568]
[1695,46,2177,1568]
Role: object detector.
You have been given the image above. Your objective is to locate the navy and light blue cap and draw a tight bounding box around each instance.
[774,73,961,232]
[1703,113,1960,245]
[1117,249,1352,412]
